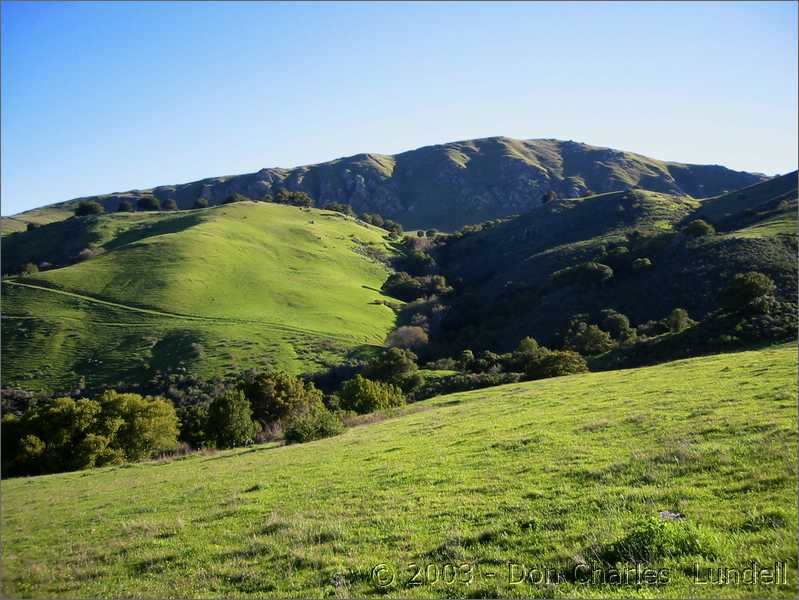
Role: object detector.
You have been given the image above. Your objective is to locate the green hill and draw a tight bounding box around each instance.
[1,202,398,391]
[430,175,797,355]
[2,344,796,598]
[3,137,767,232]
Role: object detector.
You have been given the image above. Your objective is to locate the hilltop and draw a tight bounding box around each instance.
[1,202,398,391]
[2,137,767,232]
[2,344,795,598]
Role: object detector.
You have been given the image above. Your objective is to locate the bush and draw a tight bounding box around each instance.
[386,325,429,349]
[632,257,653,270]
[600,309,636,343]
[240,371,323,427]
[526,350,588,380]
[162,199,178,210]
[137,196,160,211]
[223,193,250,204]
[26,222,41,231]
[668,308,692,333]
[322,202,354,216]
[117,200,134,212]
[363,347,420,390]
[400,250,437,276]
[382,272,451,301]
[414,372,522,401]
[551,261,614,287]
[683,219,715,237]
[283,402,344,444]
[719,271,777,313]
[21,262,39,275]
[339,375,405,414]
[206,390,257,449]
[563,320,615,355]
[274,189,313,207]
[193,198,209,209]
[1,391,179,476]
[74,201,105,216]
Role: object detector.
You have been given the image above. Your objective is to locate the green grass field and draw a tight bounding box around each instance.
[1,202,399,390]
[3,344,795,598]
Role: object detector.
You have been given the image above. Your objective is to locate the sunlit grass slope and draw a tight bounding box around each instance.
[3,344,796,598]
[1,202,398,390]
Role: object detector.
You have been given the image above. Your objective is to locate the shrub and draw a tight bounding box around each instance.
[206,390,257,449]
[382,272,451,301]
[21,262,39,275]
[274,189,313,207]
[600,309,636,343]
[632,257,653,270]
[26,222,41,231]
[363,347,420,390]
[563,321,615,355]
[400,250,436,276]
[719,271,777,313]
[322,202,354,216]
[74,201,105,216]
[162,199,178,210]
[193,198,209,209]
[414,372,522,401]
[117,200,134,212]
[683,219,715,237]
[551,262,614,287]
[361,212,384,227]
[386,325,429,350]
[339,375,405,414]
[240,371,323,427]
[668,308,692,333]
[425,229,438,238]
[137,196,160,211]
[526,350,588,380]
[223,193,250,204]
[283,402,344,444]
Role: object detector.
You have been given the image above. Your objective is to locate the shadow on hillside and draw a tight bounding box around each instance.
[103,212,204,251]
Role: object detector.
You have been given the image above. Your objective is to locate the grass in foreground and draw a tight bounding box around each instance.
[2,344,796,598]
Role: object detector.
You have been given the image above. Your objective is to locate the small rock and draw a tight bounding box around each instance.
[659,510,685,521]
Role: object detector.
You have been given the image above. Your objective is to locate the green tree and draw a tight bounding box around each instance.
[339,375,405,414]
[74,201,105,216]
[162,199,178,210]
[117,200,134,212]
[137,196,160,211]
[240,371,323,427]
[719,271,777,313]
[363,347,420,390]
[683,219,715,237]
[668,308,692,333]
[193,198,209,209]
[97,391,180,461]
[207,390,257,449]
[600,310,636,343]
[564,321,615,355]
[526,350,588,380]
[283,402,344,444]
[21,262,39,276]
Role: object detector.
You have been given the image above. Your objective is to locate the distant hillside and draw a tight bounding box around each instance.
[429,172,797,355]
[3,137,767,232]
[1,202,398,391]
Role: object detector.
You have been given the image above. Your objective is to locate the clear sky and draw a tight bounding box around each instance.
[1,1,796,215]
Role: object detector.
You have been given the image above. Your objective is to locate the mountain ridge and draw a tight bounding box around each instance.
[4,137,768,232]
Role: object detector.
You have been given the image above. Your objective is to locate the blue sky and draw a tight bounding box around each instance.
[2,1,796,215]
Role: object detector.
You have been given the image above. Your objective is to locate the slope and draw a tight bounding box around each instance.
[432,178,797,354]
[1,202,398,391]
[4,137,767,232]
[2,344,796,598]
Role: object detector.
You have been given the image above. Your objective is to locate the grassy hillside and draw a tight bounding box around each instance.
[2,137,766,232]
[1,202,398,391]
[2,344,796,598]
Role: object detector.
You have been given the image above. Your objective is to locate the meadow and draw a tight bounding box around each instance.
[1,202,399,390]
[2,343,796,598]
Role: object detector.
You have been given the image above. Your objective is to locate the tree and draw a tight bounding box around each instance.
[206,390,257,449]
[74,201,105,216]
[322,202,354,216]
[563,320,615,355]
[240,371,323,427]
[632,257,653,270]
[21,262,39,276]
[667,308,692,333]
[193,198,209,209]
[425,229,438,238]
[274,189,313,207]
[542,190,557,204]
[339,375,405,414]
[96,391,180,461]
[386,326,429,349]
[683,219,715,237]
[162,199,178,210]
[600,309,636,343]
[117,200,134,212]
[458,349,475,371]
[223,193,250,204]
[363,347,420,390]
[719,271,777,313]
[516,336,540,354]
[137,197,160,211]
[526,350,588,380]
[283,402,344,444]
[26,222,41,231]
